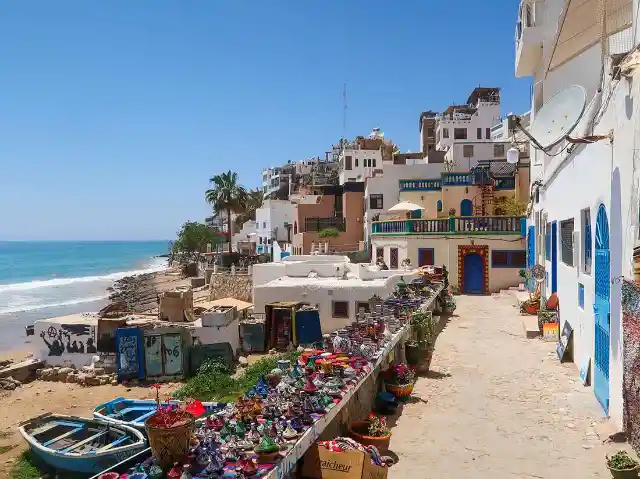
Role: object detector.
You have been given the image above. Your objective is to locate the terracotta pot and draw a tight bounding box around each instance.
[608,465,639,479]
[384,381,415,402]
[348,421,391,454]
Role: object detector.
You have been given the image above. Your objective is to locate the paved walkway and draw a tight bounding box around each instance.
[388,294,628,478]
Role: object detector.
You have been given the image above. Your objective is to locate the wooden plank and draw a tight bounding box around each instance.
[60,430,108,453]
[96,435,129,452]
[42,426,84,447]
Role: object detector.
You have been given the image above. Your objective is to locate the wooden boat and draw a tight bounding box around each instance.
[18,413,147,474]
[93,397,227,430]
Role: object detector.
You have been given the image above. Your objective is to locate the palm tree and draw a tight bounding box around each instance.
[235,188,265,228]
[205,171,247,254]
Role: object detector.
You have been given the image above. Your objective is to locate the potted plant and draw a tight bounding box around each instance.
[441,290,456,314]
[401,258,412,270]
[448,208,456,217]
[606,451,639,478]
[145,384,196,470]
[348,414,392,454]
[405,311,437,370]
[518,268,530,291]
[382,362,416,401]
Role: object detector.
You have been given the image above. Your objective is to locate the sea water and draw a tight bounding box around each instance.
[0,241,169,351]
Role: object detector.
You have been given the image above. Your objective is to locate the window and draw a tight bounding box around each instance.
[428,145,433,151]
[560,219,574,266]
[418,248,434,266]
[375,247,384,261]
[332,301,349,318]
[356,302,371,314]
[463,145,474,157]
[578,283,585,309]
[494,144,505,157]
[370,194,383,210]
[545,223,551,260]
[427,127,434,138]
[259,237,263,244]
[355,158,359,167]
[373,159,376,167]
[390,247,399,269]
[263,221,267,229]
[345,155,352,170]
[491,250,526,268]
[582,208,591,274]
[437,200,443,212]
[454,128,467,140]
[294,221,298,235]
[486,128,491,139]
[477,127,482,139]
[442,128,449,138]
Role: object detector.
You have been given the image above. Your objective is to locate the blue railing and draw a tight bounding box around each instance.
[398,179,442,191]
[494,177,516,190]
[442,173,472,186]
[371,216,525,235]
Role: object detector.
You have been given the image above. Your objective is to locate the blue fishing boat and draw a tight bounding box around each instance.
[18,413,147,474]
[93,397,227,430]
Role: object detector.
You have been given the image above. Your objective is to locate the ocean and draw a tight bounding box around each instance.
[0,241,169,351]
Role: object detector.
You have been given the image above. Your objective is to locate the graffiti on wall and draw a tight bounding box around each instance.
[39,324,97,356]
[118,335,139,375]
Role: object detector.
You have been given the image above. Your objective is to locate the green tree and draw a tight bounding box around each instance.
[205,171,247,254]
[172,221,217,261]
[493,196,527,216]
[318,227,341,238]
[235,188,265,228]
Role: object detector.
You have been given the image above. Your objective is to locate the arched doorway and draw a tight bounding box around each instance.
[463,253,484,294]
[460,199,473,216]
[594,204,611,414]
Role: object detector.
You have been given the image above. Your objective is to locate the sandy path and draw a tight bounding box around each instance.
[388,293,629,478]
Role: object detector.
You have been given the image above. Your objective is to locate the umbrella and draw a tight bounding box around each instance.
[387,201,425,213]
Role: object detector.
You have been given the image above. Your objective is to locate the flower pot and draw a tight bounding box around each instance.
[608,465,639,479]
[384,381,414,401]
[405,344,422,365]
[417,349,434,373]
[348,421,391,454]
[145,411,195,470]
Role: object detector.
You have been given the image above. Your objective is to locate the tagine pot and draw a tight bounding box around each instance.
[145,411,195,470]
[607,464,640,479]
[348,421,391,454]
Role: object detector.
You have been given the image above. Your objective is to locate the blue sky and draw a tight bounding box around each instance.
[0,1,531,241]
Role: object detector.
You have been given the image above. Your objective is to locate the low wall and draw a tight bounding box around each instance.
[209,274,252,302]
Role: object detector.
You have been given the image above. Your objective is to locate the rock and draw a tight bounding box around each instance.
[99,378,109,386]
[40,368,55,380]
[0,381,16,391]
[110,379,118,386]
[5,377,21,387]
[75,373,88,386]
[35,368,44,379]
[92,368,106,375]
[85,377,101,387]
[66,374,77,384]
[97,375,111,381]
[238,356,248,367]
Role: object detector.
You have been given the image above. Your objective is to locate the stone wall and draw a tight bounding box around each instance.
[209,274,252,303]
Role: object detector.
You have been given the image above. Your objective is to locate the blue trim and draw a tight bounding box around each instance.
[584,210,592,273]
[460,199,473,216]
[418,248,435,266]
[399,179,442,191]
[545,226,551,260]
[551,221,558,293]
[578,283,585,309]
[442,173,472,186]
[491,250,526,268]
[494,177,516,190]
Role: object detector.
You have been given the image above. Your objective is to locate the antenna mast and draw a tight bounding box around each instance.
[342,82,348,145]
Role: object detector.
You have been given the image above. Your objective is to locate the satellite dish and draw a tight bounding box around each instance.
[529,85,587,149]
[531,264,545,283]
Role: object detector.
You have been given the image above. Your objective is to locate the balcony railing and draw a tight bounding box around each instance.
[371,216,525,235]
[304,217,346,232]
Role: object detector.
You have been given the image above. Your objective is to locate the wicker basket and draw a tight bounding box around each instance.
[145,411,195,470]
[384,381,414,401]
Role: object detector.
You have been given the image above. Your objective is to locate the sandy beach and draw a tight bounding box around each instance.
[0,266,206,476]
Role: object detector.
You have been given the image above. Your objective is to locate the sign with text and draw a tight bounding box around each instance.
[302,444,388,479]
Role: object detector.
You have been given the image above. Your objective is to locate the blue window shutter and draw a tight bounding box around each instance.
[520,218,527,237]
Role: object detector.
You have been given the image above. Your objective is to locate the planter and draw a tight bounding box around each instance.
[405,345,433,372]
[348,421,391,454]
[145,411,195,470]
[608,465,639,479]
[384,381,415,401]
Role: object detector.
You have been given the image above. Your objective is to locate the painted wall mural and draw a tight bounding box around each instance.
[622,279,640,449]
[39,323,97,357]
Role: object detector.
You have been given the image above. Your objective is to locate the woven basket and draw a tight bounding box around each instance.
[145,411,195,470]
[384,381,414,401]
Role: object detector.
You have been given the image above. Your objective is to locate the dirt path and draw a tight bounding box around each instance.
[388,293,629,478]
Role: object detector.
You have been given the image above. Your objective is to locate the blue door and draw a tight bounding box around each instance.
[551,221,558,293]
[594,204,610,414]
[460,199,473,216]
[463,253,484,294]
[116,328,145,381]
[527,226,535,292]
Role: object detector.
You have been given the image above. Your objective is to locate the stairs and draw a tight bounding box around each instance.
[472,184,494,216]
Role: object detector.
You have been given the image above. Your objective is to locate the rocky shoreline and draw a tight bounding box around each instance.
[104,268,188,314]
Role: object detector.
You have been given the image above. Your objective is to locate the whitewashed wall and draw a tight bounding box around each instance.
[34,317,98,368]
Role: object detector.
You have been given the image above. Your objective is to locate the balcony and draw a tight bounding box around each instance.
[371,216,525,236]
[515,1,542,77]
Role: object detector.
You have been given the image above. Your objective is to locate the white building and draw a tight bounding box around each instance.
[337,128,392,185]
[252,255,417,333]
[255,200,296,254]
[231,220,257,254]
[516,0,638,428]
[435,88,502,151]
